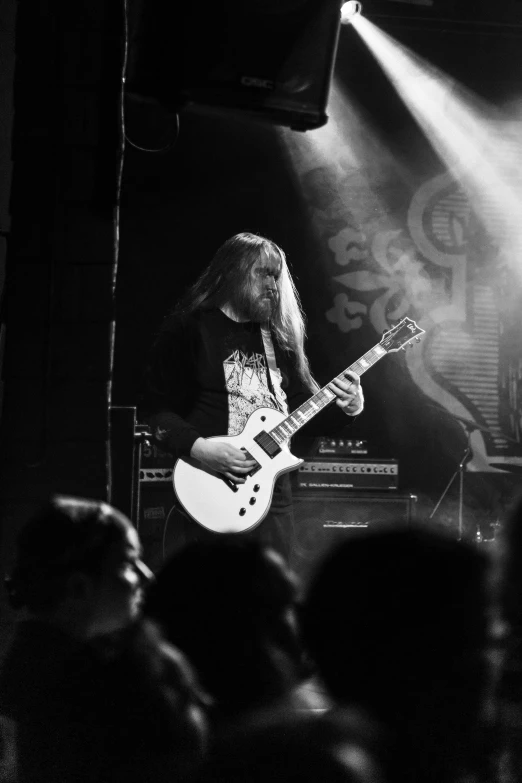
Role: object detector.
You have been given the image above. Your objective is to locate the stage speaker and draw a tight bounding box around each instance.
[136,480,178,572]
[290,491,417,584]
[126,0,342,131]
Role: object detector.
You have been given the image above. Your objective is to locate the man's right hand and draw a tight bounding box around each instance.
[190,438,258,484]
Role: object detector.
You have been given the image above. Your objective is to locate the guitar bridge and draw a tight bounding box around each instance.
[222,476,239,493]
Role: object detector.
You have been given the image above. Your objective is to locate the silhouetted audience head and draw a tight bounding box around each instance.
[494,492,522,637]
[302,524,488,783]
[194,709,383,783]
[5,494,152,639]
[489,492,522,783]
[1,496,209,783]
[145,538,306,720]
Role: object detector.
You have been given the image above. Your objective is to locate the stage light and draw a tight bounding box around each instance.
[341,2,363,24]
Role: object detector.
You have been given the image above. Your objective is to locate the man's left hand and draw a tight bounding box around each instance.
[329,371,364,416]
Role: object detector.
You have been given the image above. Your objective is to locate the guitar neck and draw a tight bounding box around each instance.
[270,342,388,444]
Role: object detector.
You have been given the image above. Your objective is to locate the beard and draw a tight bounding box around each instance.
[228,286,278,323]
[245,296,276,323]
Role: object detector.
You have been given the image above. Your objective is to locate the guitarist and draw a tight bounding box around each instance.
[142,232,364,560]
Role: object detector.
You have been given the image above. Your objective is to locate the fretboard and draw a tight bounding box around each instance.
[270,342,388,445]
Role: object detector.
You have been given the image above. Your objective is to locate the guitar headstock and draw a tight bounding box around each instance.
[380,317,425,352]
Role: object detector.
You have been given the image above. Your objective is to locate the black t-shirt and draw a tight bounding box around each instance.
[143,308,357,459]
[143,308,312,458]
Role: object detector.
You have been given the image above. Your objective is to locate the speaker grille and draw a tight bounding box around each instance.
[290,491,416,584]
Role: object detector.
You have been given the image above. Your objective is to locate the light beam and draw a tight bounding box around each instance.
[350,14,522,272]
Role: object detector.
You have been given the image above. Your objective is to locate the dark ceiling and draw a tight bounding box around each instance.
[363,0,522,27]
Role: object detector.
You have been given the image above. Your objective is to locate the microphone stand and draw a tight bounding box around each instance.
[428,404,521,541]
[429,425,473,541]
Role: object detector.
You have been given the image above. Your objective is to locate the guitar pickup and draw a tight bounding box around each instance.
[242,448,261,477]
[253,431,281,458]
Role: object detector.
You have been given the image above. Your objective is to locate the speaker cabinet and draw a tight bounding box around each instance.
[127,0,342,130]
[135,480,176,572]
[290,491,416,585]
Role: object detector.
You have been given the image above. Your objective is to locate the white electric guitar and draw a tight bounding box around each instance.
[173,317,425,534]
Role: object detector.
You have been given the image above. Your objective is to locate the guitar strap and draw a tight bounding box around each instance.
[261,326,289,415]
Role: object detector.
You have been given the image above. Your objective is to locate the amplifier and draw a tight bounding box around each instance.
[316,437,369,456]
[140,440,173,469]
[139,467,173,483]
[290,490,416,583]
[295,459,398,491]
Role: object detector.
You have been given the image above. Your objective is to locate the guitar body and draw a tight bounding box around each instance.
[173,407,303,534]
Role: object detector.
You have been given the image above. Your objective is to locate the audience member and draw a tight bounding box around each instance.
[302,525,489,783]
[0,495,208,783]
[194,708,383,783]
[145,537,317,726]
[490,492,522,783]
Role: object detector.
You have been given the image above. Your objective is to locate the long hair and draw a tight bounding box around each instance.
[174,233,319,393]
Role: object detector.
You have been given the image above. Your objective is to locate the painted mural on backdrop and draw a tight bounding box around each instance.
[290,122,522,477]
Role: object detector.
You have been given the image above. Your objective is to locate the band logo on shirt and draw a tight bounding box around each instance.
[224,350,278,436]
